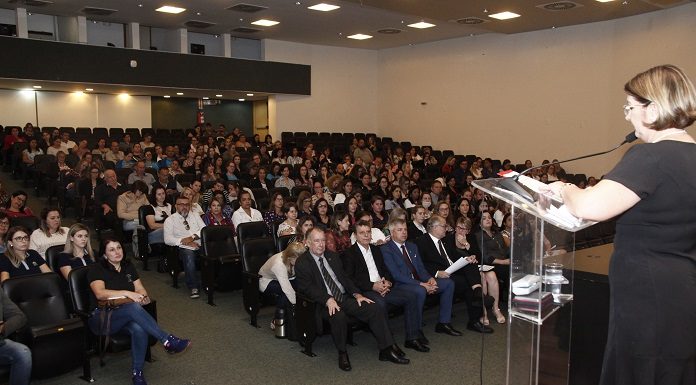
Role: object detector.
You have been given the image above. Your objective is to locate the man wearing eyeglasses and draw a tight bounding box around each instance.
[164,196,205,299]
[415,215,493,334]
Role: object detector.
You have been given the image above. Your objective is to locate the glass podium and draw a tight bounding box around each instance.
[473,177,596,385]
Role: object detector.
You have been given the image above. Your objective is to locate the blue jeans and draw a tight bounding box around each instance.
[123,220,139,232]
[148,228,164,244]
[178,248,200,290]
[0,339,32,385]
[263,279,297,310]
[88,303,169,372]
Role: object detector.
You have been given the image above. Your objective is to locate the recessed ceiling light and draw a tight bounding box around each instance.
[202,97,209,100]
[308,3,340,12]
[120,92,129,96]
[489,11,521,20]
[196,12,201,16]
[347,34,372,40]
[176,92,184,95]
[251,19,279,27]
[246,93,254,96]
[215,94,223,97]
[238,98,246,101]
[85,88,93,91]
[164,95,171,98]
[407,21,435,29]
[33,85,42,89]
[138,4,143,8]
[595,0,615,2]
[74,91,84,95]
[156,6,186,14]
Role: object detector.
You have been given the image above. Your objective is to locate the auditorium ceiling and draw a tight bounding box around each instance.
[2,0,692,50]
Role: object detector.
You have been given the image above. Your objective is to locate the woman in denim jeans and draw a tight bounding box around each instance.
[87,237,191,385]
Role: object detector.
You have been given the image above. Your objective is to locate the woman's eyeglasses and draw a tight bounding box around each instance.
[12,236,30,242]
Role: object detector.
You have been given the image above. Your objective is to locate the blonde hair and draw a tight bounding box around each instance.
[281,242,306,265]
[63,223,95,262]
[624,64,696,131]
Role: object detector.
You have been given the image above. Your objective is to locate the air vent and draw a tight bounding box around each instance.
[81,7,117,16]
[455,17,488,25]
[226,3,267,13]
[377,28,402,34]
[8,0,54,6]
[231,27,261,33]
[184,20,216,29]
[537,1,583,11]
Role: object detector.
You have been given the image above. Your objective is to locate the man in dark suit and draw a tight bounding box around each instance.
[415,215,494,334]
[381,218,462,337]
[295,228,409,371]
[343,220,429,353]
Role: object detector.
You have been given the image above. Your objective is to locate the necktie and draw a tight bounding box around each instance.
[438,240,453,266]
[401,245,421,281]
[318,257,345,303]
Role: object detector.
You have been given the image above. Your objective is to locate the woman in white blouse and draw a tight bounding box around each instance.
[258,242,307,328]
[29,207,69,259]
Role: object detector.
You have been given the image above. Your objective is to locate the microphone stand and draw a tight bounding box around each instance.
[498,132,638,202]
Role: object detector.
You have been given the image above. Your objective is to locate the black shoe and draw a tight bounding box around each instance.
[404,339,430,352]
[467,321,494,334]
[338,351,352,371]
[435,323,462,336]
[392,344,406,358]
[417,331,430,345]
[379,348,410,364]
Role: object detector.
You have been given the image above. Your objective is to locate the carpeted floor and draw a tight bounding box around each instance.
[1,171,509,385]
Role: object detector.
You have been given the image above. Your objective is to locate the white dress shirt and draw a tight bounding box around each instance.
[357,243,380,282]
[163,211,206,250]
[429,233,453,265]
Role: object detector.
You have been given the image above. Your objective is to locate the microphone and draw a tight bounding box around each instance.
[516,131,637,179]
[497,131,638,202]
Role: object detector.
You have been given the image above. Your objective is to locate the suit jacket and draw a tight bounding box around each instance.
[415,233,464,277]
[407,221,427,243]
[380,240,433,286]
[342,243,392,293]
[295,250,360,307]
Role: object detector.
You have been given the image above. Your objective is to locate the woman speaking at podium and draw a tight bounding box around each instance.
[548,65,696,385]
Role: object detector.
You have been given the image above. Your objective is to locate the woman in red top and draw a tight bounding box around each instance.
[1,191,34,218]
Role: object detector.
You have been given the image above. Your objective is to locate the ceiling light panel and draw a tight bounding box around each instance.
[156,6,186,14]
[489,11,521,20]
[251,19,279,26]
[308,3,341,12]
[347,33,372,40]
[407,22,436,29]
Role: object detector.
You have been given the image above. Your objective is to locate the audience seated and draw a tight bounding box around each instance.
[231,190,263,229]
[343,220,429,352]
[164,196,205,299]
[88,236,190,385]
[324,212,351,254]
[0,226,51,282]
[0,284,32,385]
[56,223,96,280]
[0,213,9,254]
[1,191,33,218]
[380,219,461,338]
[143,186,173,244]
[277,203,299,237]
[263,192,286,234]
[128,161,155,187]
[415,215,493,334]
[295,227,409,371]
[29,207,69,259]
[117,181,149,237]
[201,197,233,227]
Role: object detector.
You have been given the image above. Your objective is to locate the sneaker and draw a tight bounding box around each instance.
[190,288,200,299]
[132,370,147,385]
[163,335,191,354]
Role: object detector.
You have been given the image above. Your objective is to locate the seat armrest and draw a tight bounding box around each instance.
[30,317,84,339]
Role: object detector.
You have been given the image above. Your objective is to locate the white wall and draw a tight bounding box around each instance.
[0,90,151,128]
[232,37,261,60]
[149,27,181,53]
[87,21,124,47]
[377,3,696,176]
[188,32,222,56]
[0,8,14,25]
[263,39,378,138]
